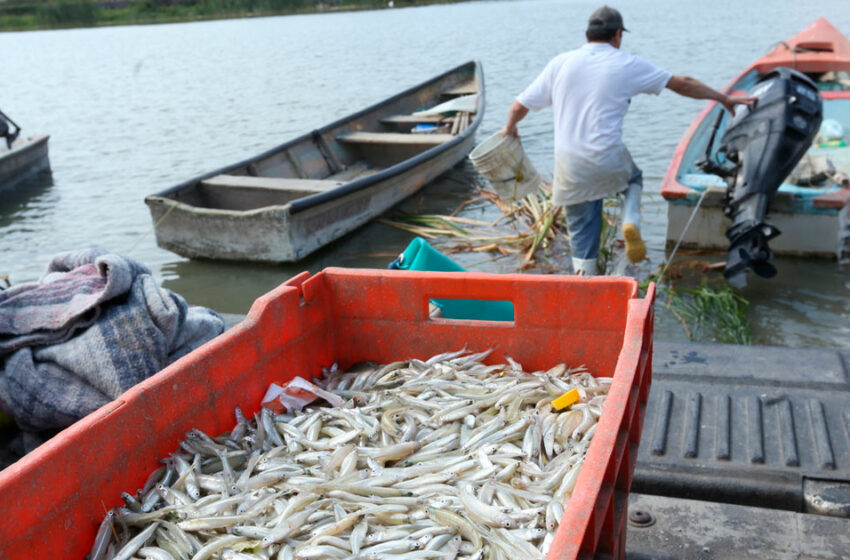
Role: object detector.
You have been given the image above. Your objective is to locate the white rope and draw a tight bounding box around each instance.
[658,188,710,280]
[124,201,178,257]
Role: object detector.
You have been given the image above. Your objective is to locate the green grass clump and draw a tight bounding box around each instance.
[670,281,751,345]
[595,200,619,274]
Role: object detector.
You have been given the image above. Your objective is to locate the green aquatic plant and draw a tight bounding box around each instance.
[595,200,620,274]
[669,281,752,345]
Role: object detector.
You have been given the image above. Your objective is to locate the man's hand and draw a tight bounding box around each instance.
[500,123,519,138]
[501,100,529,138]
[721,95,758,116]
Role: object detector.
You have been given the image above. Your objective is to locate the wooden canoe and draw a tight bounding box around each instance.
[0,135,50,193]
[661,18,850,258]
[145,61,484,263]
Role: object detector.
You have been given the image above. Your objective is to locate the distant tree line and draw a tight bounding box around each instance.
[0,0,419,29]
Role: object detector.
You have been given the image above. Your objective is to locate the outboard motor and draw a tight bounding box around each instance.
[0,111,20,150]
[699,67,823,288]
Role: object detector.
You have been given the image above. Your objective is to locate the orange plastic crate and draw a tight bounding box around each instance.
[0,268,655,559]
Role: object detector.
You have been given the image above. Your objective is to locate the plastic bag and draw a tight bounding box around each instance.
[413,94,478,116]
[261,376,344,414]
[817,119,844,143]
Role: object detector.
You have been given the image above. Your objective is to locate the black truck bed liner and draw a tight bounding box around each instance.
[627,341,850,559]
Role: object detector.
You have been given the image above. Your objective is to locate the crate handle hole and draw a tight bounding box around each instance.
[428,298,515,322]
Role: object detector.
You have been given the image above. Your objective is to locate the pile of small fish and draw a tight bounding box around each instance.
[89,349,609,560]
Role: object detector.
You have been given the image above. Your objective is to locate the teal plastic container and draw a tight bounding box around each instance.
[389,237,515,321]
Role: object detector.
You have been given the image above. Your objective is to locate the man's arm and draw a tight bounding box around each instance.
[667,75,757,115]
[500,100,530,138]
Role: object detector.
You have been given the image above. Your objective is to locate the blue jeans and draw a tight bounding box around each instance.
[566,163,643,260]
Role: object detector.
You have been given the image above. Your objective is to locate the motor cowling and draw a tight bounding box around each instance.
[706,67,823,288]
[0,113,20,150]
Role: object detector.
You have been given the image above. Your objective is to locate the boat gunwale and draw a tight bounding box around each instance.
[661,19,850,210]
[0,134,50,162]
[145,61,484,216]
[145,195,289,217]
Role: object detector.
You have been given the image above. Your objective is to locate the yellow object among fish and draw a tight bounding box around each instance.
[551,388,580,411]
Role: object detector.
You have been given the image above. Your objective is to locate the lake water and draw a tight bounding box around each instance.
[1,0,849,347]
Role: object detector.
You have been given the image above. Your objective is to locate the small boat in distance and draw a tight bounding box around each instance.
[146,61,484,263]
[0,110,50,192]
[661,18,850,259]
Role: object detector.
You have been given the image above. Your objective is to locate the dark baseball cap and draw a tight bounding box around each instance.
[587,6,628,32]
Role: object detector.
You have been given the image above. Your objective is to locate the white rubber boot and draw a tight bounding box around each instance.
[572,257,599,276]
[621,181,642,228]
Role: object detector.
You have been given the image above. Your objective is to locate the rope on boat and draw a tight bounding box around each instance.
[124,201,178,257]
[658,188,710,280]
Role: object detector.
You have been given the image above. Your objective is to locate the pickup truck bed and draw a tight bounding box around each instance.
[627,341,850,559]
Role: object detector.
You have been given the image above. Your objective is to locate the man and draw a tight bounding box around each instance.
[501,5,755,275]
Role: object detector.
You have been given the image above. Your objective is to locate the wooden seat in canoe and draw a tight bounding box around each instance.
[201,174,343,192]
[337,132,454,145]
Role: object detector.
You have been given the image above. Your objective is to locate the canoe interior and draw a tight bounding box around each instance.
[175,164,375,211]
[161,62,480,212]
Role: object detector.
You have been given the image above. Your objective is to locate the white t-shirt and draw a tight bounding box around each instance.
[517,43,672,206]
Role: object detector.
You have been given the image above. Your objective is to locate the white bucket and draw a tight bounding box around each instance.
[469,132,541,196]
